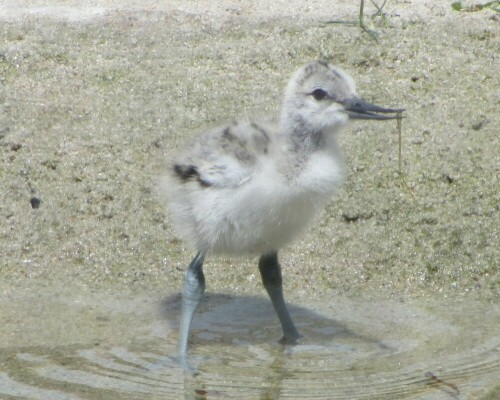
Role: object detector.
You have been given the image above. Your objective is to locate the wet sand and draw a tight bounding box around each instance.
[1,0,498,298]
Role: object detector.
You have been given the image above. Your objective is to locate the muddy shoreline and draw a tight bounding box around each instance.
[1,1,498,301]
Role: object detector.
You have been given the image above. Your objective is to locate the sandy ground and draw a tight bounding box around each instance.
[0,1,499,305]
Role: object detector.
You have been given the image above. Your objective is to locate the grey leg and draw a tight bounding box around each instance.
[258,252,302,343]
[178,251,205,374]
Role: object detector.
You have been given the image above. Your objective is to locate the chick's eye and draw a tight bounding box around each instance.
[311,88,328,101]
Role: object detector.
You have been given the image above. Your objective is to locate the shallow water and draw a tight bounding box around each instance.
[1,288,498,399]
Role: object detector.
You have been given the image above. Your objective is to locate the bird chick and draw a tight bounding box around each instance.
[160,60,403,374]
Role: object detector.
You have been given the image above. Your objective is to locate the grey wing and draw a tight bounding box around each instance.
[171,119,273,189]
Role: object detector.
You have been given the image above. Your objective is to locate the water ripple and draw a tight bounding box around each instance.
[1,294,498,399]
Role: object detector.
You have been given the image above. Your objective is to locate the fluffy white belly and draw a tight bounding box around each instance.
[171,150,344,255]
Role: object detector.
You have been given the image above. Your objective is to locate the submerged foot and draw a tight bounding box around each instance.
[279,333,304,345]
[178,356,199,376]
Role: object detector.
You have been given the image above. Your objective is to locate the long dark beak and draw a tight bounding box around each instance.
[343,97,404,120]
